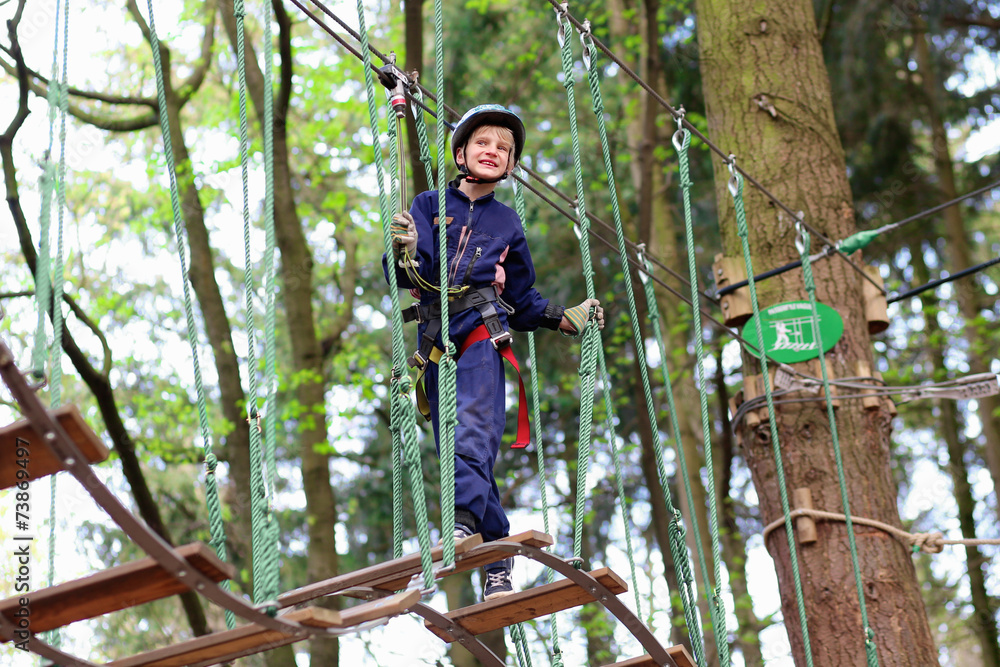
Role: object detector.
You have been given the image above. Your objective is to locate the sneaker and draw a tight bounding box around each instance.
[453,522,475,541]
[483,558,515,601]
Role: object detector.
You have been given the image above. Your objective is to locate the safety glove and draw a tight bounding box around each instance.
[560,298,604,336]
[391,210,418,257]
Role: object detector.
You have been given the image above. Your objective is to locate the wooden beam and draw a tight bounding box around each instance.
[1,404,109,489]
[108,591,418,667]
[371,529,554,592]
[426,567,627,641]
[0,542,234,637]
[600,646,697,667]
[279,532,484,607]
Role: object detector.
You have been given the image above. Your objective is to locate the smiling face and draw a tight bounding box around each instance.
[456,125,515,181]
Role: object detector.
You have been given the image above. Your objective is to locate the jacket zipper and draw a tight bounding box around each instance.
[461,247,482,286]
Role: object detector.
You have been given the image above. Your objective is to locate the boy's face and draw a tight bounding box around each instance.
[456,126,514,181]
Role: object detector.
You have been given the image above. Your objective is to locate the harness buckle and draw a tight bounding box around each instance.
[402,303,425,324]
[407,350,427,369]
[491,330,513,350]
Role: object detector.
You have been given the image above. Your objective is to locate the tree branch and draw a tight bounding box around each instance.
[0,56,159,131]
[1,0,30,153]
[0,56,157,106]
[274,0,293,120]
[942,14,1000,31]
[177,0,218,104]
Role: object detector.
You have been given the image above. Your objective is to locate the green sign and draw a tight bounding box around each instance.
[742,301,844,363]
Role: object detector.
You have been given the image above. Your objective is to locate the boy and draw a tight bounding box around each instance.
[383,104,603,600]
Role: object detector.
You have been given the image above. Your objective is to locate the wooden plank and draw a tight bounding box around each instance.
[601,646,697,667]
[106,607,337,667]
[426,567,627,641]
[372,529,554,592]
[0,404,109,490]
[279,533,484,607]
[108,592,419,667]
[0,542,234,637]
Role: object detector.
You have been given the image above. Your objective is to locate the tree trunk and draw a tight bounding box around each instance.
[403,0,429,195]
[912,247,1000,667]
[694,0,937,664]
[912,19,1000,526]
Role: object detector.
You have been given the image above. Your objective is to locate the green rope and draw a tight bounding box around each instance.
[354,0,435,590]
[579,30,707,639]
[512,175,564,667]
[388,120,406,561]
[431,0,459,568]
[673,128,731,664]
[554,6,601,564]
[389,87,436,560]
[728,168,812,664]
[44,0,70,648]
[637,253,708,665]
[143,0,235,629]
[409,87,436,189]
[232,0,278,610]
[511,622,534,667]
[260,0,282,582]
[797,228,880,666]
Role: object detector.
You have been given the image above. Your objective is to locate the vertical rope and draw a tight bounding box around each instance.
[431,0,459,568]
[513,174,564,666]
[142,0,235,629]
[638,253,708,665]
[673,128,731,665]
[260,0,282,583]
[553,5,601,563]
[511,622,534,667]
[354,0,435,589]
[409,87,436,189]
[797,228,879,666]
[578,28,705,640]
[728,168,813,664]
[232,0,276,609]
[44,0,70,648]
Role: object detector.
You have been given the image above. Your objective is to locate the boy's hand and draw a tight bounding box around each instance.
[560,298,604,336]
[391,211,418,256]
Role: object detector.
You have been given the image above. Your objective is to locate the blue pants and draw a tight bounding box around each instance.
[425,336,511,549]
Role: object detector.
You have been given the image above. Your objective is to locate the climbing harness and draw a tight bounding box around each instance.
[402,285,529,448]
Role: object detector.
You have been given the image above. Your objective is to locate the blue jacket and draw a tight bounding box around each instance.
[383,179,564,345]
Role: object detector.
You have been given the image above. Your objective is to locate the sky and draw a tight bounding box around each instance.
[0,0,998,666]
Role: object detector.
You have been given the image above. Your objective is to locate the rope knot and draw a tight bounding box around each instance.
[911,531,945,553]
[204,453,218,474]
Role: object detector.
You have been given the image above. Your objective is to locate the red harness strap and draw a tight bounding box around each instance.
[460,324,530,449]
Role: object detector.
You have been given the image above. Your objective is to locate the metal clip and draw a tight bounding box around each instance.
[580,20,594,69]
[555,3,569,47]
[727,155,742,197]
[636,243,651,285]
[377,53,411,119]
[670,105,687,151]
[795,219,809,256]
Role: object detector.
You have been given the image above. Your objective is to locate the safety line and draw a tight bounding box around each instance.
[887,255,1000,304]
[543,0,884,296]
